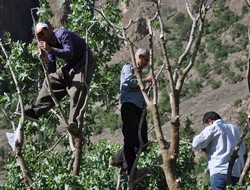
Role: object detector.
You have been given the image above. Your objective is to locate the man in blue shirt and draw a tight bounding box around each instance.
[111,48,152,179]
[192,111,245,190]
[16,22,96,136]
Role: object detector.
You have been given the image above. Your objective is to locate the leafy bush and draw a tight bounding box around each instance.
[206,35,221,54]
[234,60,247,72]
[241,5,249,16]
[173,14,192,39]
[173,12,186,24]
[224,70,242,84]
[194,61,210,78]
[238,34,249,49]
[168,40,183,62]
[207,79,221,89]
[193,155,210,190]
[208,8,239,33]
[181,79,204,100]
[90,107,122,134]
[233,99,242,108]
[212,60,230,75]
[214,45,229,62]
[237,112,248,128]
[179,116,195,141]
[178,144,196,189]
[230,23,248,38]
[1,139,204,189]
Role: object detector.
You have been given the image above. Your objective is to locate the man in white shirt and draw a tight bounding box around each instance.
[192,111,245,190]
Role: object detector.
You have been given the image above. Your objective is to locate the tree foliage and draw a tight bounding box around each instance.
[1,0,250,189]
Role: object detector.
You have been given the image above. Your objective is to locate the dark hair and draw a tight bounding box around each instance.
[203,111,221,124]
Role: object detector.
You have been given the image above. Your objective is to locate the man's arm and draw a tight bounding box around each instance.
[39,49,56,73]
[50,31,74,60]
[192,127,213,151]
[123,64,139,88]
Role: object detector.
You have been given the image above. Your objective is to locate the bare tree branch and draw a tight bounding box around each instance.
[246,0,250,7]
[226,122,249,185]
[0,39,34,189]
[181,1,207,79]
[36,132,68,157]
[239,152,250,185]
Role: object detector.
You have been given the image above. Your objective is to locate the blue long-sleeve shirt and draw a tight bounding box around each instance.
[192,119,245,177]
[120,62,146,109]
[46,28,94,73]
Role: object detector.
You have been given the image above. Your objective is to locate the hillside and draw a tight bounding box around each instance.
[92,0,250,143]
[0,0,249,185]
[0,0,39,43]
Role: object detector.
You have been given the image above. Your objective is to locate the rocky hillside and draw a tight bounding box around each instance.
[95,0,250,142]
[0,0,249,182]
[0,0,249,141]
[0,0,39,42]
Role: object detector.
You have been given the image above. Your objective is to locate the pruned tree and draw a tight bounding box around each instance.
[94,0,216,189]
[2,0,249,189]
[142,1,213,189]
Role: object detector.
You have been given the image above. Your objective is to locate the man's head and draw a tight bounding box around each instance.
[135,48,150,69]
[203,111,221,127]
[35,22,54,43]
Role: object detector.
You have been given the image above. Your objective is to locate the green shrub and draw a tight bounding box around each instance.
[173,12,186,24]
[230,23,248,38]
[168,40,183,61]
[214,45,229,62]
[171,12,192,39]
[178,144,196,187]
[194,61,210,78]
[207,35,221,54]
[233,99,242,108]
[180,116,195,141]
[237,112,248,127]
[241,5,249,16]
[89,107,122,134]
[212,61,233,77]
[224,71,242,84]
[238,34,249,49]
[234,60,247,72]
[181,79,204,100]
[207,79,221,89]
[193,155,210,190]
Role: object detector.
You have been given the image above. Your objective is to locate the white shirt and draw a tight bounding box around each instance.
[192,119,245,177]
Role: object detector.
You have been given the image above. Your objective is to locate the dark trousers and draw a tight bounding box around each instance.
[121,102,148,174]
[33,59,96,124]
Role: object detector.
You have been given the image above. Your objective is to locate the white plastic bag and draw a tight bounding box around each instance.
[6,129,20,151]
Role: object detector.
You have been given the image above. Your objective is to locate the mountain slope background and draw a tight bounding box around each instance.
[0,0,249,184]
[91,0,250,143]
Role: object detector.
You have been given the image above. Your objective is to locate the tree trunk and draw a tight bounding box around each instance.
[150,102,181,189]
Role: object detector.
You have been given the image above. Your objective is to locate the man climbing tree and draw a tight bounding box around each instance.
[110,48,152,180]
[15,22,97,136]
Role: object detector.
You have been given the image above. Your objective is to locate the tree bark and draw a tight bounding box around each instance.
[150,102,181,189]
